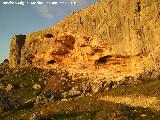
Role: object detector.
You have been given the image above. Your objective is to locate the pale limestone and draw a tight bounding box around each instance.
[9,0,160,81]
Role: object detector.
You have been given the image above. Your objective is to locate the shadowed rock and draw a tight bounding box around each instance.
[9,35,26,67]
[0,90,22,112]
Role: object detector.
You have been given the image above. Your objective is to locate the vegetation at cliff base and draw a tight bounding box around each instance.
[1,62,160,120]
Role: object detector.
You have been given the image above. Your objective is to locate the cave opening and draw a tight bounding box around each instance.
[43,34,54,38]
[96,55,112,64]
[47,60,56,64]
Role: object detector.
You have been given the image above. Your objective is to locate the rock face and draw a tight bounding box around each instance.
[9,0,160,81]
[9,35,26,67]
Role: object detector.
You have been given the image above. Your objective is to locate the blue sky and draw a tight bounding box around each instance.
[0,0,97,63]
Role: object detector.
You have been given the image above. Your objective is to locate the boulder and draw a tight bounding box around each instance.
[30,112,41,120]
[62,86,81,98]
[5,84,12,92]
[32,84,41,90]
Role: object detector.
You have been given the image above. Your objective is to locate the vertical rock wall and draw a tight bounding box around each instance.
[8,0,160,81]
[9,35,26,68]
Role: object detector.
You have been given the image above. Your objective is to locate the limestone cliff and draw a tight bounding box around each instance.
[9,35,26,67]
[9,0,160,81]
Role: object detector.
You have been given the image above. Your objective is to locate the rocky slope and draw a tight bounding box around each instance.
[9,0,160,81]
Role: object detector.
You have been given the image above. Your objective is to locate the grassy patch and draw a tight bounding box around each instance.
[101,80,160,97]
[3,95,160,120]
[0,67,56,101]
[1,64,160,120]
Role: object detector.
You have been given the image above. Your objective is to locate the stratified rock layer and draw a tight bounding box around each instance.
[9,0,160,81]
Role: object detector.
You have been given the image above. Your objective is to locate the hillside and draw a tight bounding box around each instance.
[2,0,160,119]
[1,61,160,119]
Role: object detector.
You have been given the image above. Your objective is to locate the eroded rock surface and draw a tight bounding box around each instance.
[9,0,160,81]
[9,35,26,67]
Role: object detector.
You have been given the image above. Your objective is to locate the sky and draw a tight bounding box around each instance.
[0,0,97,63]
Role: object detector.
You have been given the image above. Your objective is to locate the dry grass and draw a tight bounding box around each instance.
[100,95,160,111]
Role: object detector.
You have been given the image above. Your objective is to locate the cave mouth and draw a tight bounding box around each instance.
[47,60,56,64]
[43,34,54,38]
[96,55,112,64]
